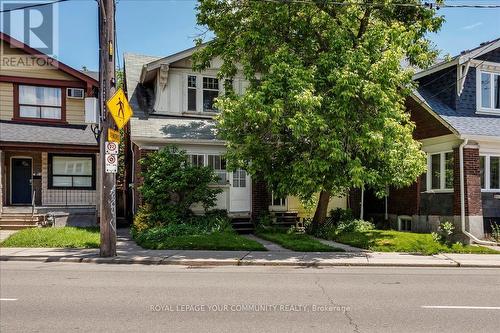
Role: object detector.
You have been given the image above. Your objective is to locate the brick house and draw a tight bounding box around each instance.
[0,33,100,227]
[356,38,500,241]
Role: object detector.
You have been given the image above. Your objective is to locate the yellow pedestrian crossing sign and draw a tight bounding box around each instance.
[106,88,133,130]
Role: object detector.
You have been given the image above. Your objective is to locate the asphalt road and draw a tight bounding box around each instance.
[1,262,500,333]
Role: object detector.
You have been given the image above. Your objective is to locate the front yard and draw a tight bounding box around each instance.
[256,230,344,252]
[0,227,100,248]
[331,229,499,255]
[134,231,266,251]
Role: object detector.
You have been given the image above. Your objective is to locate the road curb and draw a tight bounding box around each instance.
[2,255,497,268]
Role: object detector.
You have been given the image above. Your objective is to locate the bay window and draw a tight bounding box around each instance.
[478,70,500,113]
[18,85,62,120]
[427,152,454,191]
[49,154,95,189]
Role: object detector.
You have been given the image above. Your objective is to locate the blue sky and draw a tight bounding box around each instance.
[2,0,500,71]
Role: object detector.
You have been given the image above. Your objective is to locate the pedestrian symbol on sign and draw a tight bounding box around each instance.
[106,88,133,130]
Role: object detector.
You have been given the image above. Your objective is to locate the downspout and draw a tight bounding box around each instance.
[459,138,499,245]
[130,142,135,216]
[360,187,364,220]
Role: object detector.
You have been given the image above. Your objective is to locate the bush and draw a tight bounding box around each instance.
[187,212,234,234]
[432,221,455,246]
[132,205,158,233]
[490,222,500,242]
[139,146,222,224]
[337,219,375,233]
[329,208,354,226]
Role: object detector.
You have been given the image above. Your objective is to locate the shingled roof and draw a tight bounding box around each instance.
[0,121,97,146]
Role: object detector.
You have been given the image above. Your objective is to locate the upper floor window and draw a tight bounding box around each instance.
[427,151,454,191]
[203,77,219,112]
[19,85,62,120]
[185,75,220,113]
[480,155,500,191]
[478,70,500,113]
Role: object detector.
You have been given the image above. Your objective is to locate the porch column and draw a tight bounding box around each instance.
[453,145,484,239]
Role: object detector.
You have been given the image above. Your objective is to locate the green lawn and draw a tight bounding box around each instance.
[135,232,266,251]
[0,227,100,248]
[256,230,344,252]
[332,229,499,255]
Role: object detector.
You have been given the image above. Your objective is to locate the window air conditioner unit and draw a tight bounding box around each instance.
[67,88,85,99]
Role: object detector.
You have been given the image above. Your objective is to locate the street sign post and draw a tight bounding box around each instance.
[106,88,133,130]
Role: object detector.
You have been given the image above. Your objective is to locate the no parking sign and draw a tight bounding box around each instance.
[105,141,119,173]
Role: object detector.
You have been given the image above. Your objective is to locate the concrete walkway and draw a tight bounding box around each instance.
[0,230,18,242]
[242,234,288,252]
[1,229,499,267]
[312,236,368,252]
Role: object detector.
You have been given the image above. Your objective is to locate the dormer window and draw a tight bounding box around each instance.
[478,70,500,114]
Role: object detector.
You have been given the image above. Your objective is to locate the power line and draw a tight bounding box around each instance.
[255,0,500,9]
[0,0,70,13]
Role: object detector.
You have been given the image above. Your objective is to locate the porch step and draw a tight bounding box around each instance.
[0,212,45,230]
[231,218,254,234]
[272,212,299,229]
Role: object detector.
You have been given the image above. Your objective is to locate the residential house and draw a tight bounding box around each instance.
[0,32,100,227]
[356,38,500,241]
[123,48,346,228]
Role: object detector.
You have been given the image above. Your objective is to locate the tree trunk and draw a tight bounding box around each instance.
[311,190,330,232]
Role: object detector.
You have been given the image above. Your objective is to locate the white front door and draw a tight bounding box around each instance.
[229,169,251,212]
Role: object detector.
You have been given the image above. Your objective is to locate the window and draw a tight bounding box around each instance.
[478,70,500,112]
[203,77,219,112]
[427,152,454,191]
[232,169,246,188]
[187,75,197,111]
[208,155,227,184]
[188,154,204,167]
[49,154,95,189]
[270,192,286,207]
[491,156,500,190]
[478,155,499,191]
[18,85,62,120]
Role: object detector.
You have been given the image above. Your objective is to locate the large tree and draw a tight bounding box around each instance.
[193,0,443,227]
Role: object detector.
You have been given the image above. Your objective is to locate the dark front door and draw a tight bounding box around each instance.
[11,158,32,204]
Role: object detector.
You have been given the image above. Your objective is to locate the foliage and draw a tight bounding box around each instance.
[337,219,375,233]
[194,0,443,223]
[139,146,222,223]
[329,208,354,226]
[134,232,266,251]
[490,222,500,242]
[431,220,455,246]
[331,229,499,255]
[0,227,99,248]
[132,204,157,233]
[256,230,343,252]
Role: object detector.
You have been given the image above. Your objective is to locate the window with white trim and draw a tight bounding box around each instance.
[187,154,205,167]
[232,169,246,188]
[202,77,219,112]
[478,70,500,112]
[19,85,62,120]
[187,75,197,111]
[186,75,220,113]
[270,192,286,207]
[427,152,454,191]
[480,155,500,191]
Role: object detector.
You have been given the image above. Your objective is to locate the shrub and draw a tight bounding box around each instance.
[432,221,455,246]
[139,146,222,224]
[329,208,354,226]
[187,213,234,234]
[337,219,375,233]
[490,222,500,242]
[132,205,158,233]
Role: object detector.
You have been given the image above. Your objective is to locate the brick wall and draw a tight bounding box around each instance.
[453,147,483,216]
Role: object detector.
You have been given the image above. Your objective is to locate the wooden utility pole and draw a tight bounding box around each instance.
[98,0,117,257]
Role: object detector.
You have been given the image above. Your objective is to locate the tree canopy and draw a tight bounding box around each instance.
[193,0,444,224]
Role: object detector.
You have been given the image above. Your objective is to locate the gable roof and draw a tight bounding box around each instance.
[0,32,98,86]
[413,38,500,80]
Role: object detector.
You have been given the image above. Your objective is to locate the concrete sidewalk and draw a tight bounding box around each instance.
[1,246,499,268]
